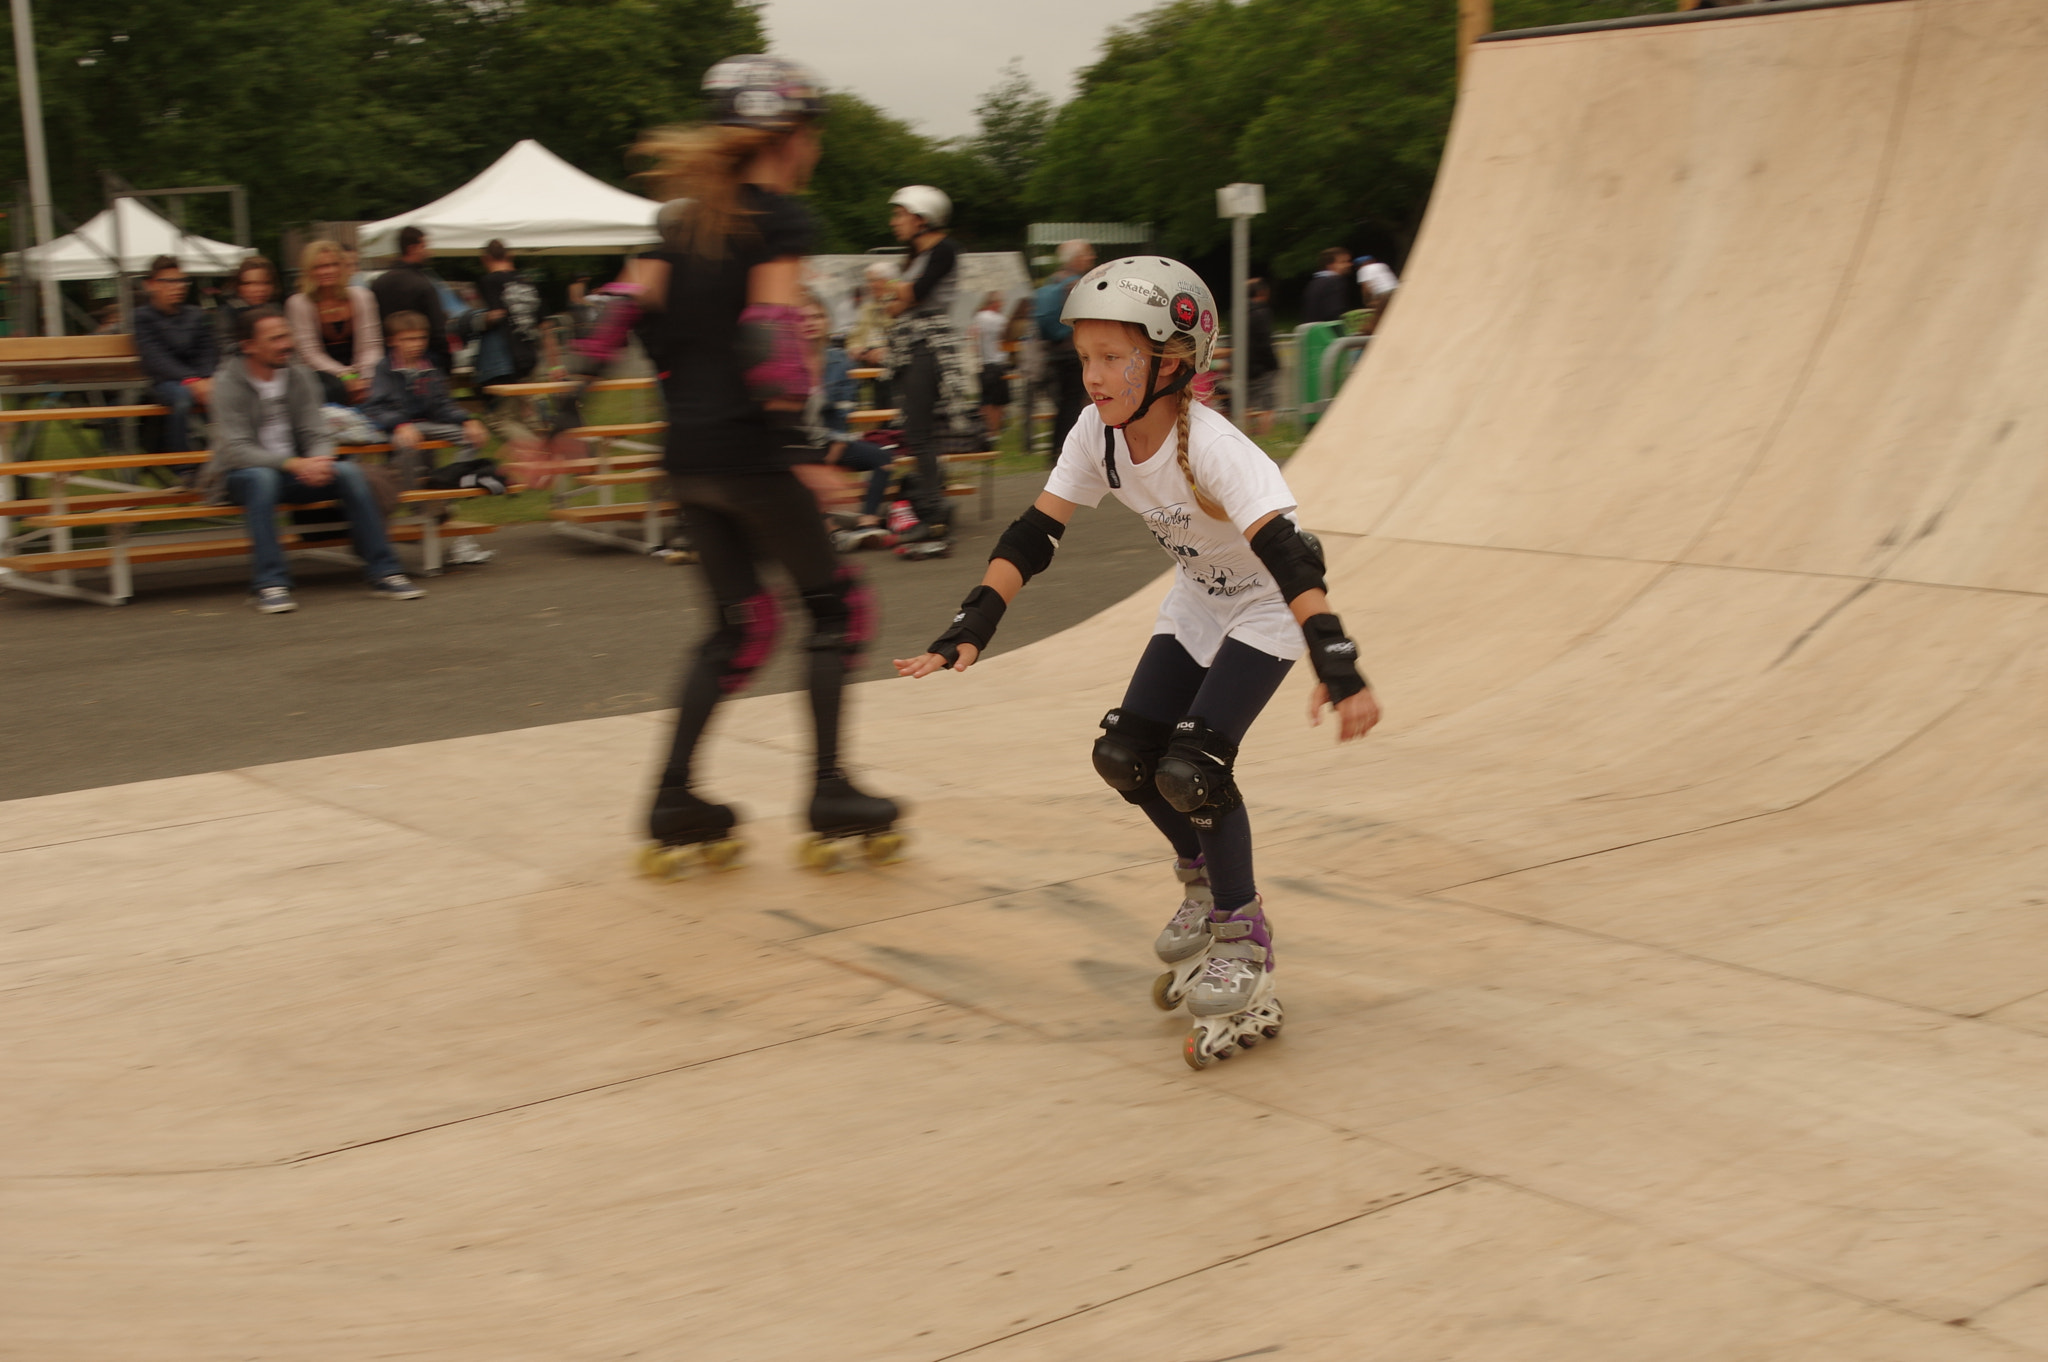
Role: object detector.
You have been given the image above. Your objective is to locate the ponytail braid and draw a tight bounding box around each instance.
[1162,336,1226,521]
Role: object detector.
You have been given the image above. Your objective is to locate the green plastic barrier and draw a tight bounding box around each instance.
[1295,321,1349,427]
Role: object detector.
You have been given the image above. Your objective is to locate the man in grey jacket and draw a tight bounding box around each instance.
[198,305,424,613]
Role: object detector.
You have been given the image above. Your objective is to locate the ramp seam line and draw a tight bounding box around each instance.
[925,1177,1476,1361]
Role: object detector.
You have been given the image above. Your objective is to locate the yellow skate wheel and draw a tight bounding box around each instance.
[797,835,844,873]
[702,838,745,871]
[1183,1031,1213,1071]
[1151,971,1182,1012]
[636,843,694,880]
[863,831,906,865]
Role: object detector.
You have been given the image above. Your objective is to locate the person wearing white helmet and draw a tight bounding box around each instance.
[882,184,976,548]
[558,54,902,876]
[895,255,1382,1070]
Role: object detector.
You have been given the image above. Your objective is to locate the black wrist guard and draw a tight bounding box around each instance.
[1302,613,1367,702]
[929,584,1007,665]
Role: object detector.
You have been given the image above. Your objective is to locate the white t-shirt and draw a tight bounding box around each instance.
[1356,260,1400,298]
[1045,403,1303,665]
[973,308,1007,368]
[252,370,294,464]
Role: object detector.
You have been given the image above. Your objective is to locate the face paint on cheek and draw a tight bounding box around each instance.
[1119,355,1144,402]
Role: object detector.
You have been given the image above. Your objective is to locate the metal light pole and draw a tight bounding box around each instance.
[11,0,63,334]
[1216,183,1265,431]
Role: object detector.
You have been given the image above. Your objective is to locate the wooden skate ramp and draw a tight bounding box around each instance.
[13,1,2048,1355]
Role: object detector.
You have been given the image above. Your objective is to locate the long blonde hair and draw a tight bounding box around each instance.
[632,124,781,260]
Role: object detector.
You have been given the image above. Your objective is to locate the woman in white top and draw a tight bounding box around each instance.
[896,256,1380,1069]
[285,239,382,406]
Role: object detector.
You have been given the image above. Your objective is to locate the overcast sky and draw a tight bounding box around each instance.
[757,0,1163,139]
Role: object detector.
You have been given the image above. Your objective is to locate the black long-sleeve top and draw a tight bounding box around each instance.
[133,303,220,385]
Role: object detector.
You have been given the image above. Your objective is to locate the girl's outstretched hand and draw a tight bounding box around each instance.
[894,643,979,678]
[1308,683,1381,742]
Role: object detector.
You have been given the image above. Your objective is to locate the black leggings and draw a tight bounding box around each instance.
[896,343,947,524]
[656,470,871,792]
[1118,634,1294,914]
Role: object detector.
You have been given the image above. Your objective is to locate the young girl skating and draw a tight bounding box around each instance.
[895,257,1380,1068]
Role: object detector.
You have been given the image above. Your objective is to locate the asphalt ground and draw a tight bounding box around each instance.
[0,471,1166,802]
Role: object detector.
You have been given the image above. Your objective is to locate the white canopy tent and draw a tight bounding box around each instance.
[10,197,251,282]
[356,140,660,257]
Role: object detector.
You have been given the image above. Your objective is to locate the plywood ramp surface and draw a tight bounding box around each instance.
[13,1,2048,1356]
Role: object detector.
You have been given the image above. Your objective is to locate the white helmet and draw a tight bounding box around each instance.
[889,185,952,229]
[1061,255,1219,373]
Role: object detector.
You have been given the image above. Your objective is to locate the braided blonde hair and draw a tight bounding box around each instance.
[1157,331,1225,521]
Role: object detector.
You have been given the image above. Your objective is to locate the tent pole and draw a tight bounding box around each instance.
[11,0,63,334]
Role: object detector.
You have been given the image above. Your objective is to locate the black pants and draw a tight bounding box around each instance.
[1118,634,1294,914]
[896,343,947,525]
[656,469,864,793]
[1049,353,1087,458]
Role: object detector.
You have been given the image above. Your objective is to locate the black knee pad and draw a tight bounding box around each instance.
[1155,717,1241,822]
[800,569,872,669]
[711,591,780,695]
[1092,708,1173,805]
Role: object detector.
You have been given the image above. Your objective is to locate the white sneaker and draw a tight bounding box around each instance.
[447,536,495,566]
[251,585,297,614]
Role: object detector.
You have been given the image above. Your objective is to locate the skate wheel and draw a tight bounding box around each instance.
[863,831,906,865]
[1183,1032,1212,1071]
[636,843,694,881]
[702,838,745,871]
[797,835,845,873]
[1237,1032,1260,1049]
[1151,971,1183,1012]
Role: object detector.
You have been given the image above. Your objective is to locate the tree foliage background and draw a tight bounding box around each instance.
[0,0,1672,286]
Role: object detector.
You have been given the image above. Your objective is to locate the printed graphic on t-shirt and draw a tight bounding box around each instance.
[1142,502,1267,597]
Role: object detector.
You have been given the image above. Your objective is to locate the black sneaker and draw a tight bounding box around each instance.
[367,575,426,600]
[251,585,297,614]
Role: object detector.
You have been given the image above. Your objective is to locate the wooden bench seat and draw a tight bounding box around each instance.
[0,451,210,476]
[564,422,668,440]
[574,469,664,488]
[1,519,496,576]
[549,502,675,525]
[0,489,201,517]
[483,377,656,397]
[24,485,488,529]
[0,403,170,425]
[536,452,661,475]
[849,409,900,426]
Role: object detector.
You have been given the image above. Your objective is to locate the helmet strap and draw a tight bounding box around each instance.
[1101,352,1191,489]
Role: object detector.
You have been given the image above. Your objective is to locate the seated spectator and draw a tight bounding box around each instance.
[1300,247,1356,324]
[216,255,278,351]
[286,239,382,407]
[195,304,424,613]
[801,295,895,529]
[370,226,452,374]
[132,255,219,452]
[364,310,496,566]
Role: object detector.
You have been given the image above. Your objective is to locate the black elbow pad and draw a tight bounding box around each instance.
[989,506,1066,583]
[1250,517,1326,603]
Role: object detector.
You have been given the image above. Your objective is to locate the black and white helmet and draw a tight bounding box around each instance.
[1061,256,1218,372]
[703,55,827,131]
[889,185,952,230]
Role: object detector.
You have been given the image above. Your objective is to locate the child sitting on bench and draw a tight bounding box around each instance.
[365,311,496,566]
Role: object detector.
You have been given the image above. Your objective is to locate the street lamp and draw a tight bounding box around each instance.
[1215,183,1265,432]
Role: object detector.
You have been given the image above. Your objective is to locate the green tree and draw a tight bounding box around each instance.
[0,0,763,257]
[1027,0,1674,279]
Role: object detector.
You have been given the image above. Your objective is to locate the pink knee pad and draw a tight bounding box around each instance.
[719,591,781,694]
